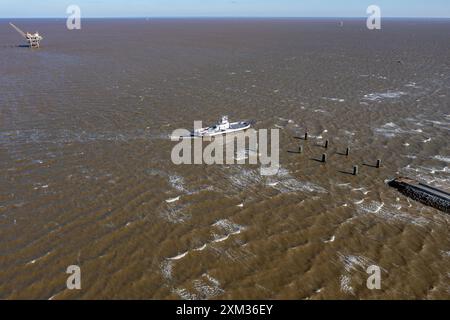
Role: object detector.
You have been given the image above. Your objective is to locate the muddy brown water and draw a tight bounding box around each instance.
[0,18,449,299]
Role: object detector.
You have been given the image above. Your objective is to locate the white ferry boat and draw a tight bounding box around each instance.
[191,116,251,137]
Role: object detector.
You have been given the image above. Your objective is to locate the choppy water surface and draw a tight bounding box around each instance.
[0,19,449,299]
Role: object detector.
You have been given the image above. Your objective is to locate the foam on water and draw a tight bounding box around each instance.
[26,251,52,265]
[322,97,345,102]
[194,244,207,251]
[213,219,246,235]
[405,82,421,88]
[168,251,188,260]
[373,122,405,138]
[168,175,187,192]
[351,187,370,195]
[266,167,327,194]
[173,273,224,300]
[423,119,450,131]
[161,260,173,281]
[160,218,247,288]
[160,204,191,224]
[357,201,432,227]
[270,178,327,194]
[338,253,373,273]
[339,275,354,294]
[172,288,197,300]
[433,155,450,163]
[213,234,231,243]
[227,167,263,191]
[362,91,407,102]
[401,164,450,189]
[337,253,383,295]
[336,183,351,188]
[165,196,181,203]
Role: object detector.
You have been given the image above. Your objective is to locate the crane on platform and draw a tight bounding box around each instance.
[9,22,43,48]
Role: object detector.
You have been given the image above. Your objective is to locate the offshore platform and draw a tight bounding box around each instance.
[9,23,43,48]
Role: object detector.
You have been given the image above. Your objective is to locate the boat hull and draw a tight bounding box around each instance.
[191,122,251,137]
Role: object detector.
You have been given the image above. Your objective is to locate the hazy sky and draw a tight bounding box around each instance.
[1,0,449,18]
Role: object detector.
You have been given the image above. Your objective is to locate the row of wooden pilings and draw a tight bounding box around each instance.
[298,132,382,175]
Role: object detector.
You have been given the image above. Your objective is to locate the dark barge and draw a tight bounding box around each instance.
[388,177,450,213]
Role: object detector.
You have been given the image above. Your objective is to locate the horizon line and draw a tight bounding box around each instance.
[2,16,450,19]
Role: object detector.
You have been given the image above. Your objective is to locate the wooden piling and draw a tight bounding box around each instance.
[299,146,303,153]
[346,147,350,156]
[376,159,381,168]
[322,153,327,163]
[304,132,308,140]
[353,165,358,175]
[324,140,329,149]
